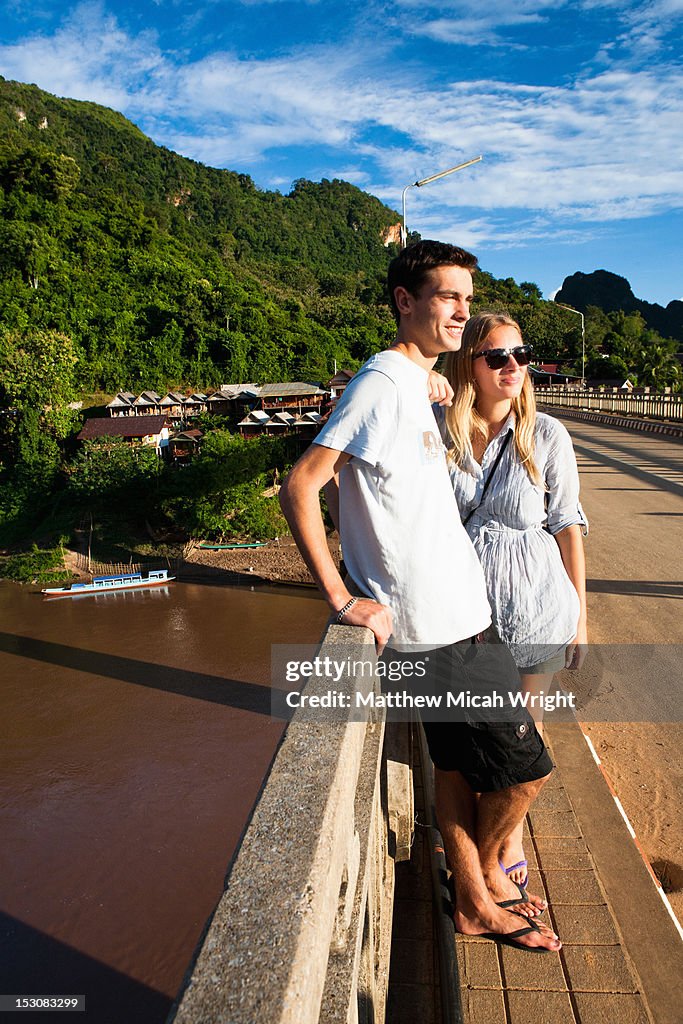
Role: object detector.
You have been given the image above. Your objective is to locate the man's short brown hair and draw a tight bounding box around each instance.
[387,240,478,321]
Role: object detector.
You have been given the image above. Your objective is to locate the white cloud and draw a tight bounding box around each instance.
[1,1,682,239]
[405,15,543,47]
[0,2,165,111]
[327,167,371,185]
[614,0,683,55]
[392,0,683,54]
[389,0,567,46]
[412,208,602,251]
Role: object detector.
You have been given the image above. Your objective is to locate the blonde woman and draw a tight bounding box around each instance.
[438,311,588,887]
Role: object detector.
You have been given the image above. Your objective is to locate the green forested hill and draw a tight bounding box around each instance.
[556,270,683,344]
[2,75,680,399]
[1,75,609,397]
[0,76,404,391]
[0,76,417,550]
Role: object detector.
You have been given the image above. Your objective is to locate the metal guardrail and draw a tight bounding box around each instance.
[535,386,683,423]
[535,405,683,439]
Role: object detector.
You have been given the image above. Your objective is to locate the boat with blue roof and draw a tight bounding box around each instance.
[42,568,175,597]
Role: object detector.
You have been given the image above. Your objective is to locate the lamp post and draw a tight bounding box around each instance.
[401,156,483,248]
[554,302,585,386]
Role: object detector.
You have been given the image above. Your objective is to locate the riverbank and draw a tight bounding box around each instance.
[180,535,340,587]
[0,534,335,589]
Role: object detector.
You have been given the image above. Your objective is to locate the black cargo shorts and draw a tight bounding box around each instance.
[384,626,553,793]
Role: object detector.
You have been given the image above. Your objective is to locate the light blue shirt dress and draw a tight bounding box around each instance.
[439,411,587,669]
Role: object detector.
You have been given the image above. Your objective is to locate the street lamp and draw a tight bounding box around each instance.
[554,302,586,386]
[401,156,483,248]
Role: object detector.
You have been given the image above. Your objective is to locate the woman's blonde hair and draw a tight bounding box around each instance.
[442,312,543,486]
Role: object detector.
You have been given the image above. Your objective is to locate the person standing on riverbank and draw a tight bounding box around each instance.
[280,240,561,952]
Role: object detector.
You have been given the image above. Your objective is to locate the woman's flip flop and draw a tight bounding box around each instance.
[499,857,528,889]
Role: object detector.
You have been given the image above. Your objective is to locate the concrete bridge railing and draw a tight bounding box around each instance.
[169,623,414,1024]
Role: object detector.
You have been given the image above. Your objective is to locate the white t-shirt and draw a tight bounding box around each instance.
[314,350,491,649]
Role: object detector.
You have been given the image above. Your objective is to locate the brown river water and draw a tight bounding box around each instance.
[0,579,329,1023]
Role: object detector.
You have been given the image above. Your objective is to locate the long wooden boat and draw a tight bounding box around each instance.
[198,541,268,550]
[42,569,175,597]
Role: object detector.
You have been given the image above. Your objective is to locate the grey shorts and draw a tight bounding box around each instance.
[522,649,567,676]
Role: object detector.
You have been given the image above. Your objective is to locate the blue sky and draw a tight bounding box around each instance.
[2,0,682,306]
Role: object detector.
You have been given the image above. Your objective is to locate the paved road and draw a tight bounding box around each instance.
[556,418,683,720]
[557,415,683,922]
[559,417,683,646]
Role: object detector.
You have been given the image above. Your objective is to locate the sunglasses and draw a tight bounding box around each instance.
[473,344,533,370]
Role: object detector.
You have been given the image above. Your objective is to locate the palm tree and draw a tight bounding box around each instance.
[637,335,681,391]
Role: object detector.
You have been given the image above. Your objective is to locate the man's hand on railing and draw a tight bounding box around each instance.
[338,597,393,655]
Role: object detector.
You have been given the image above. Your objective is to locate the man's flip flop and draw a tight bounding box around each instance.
[499,857,529,888]
[497,879,545,913]
[477,913,555,954]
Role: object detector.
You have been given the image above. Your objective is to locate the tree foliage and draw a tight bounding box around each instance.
[0,77,404,394]
[66,438,160,510]
[161,431,291,540]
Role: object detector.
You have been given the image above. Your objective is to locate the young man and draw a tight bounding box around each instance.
[280,241,560,952]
